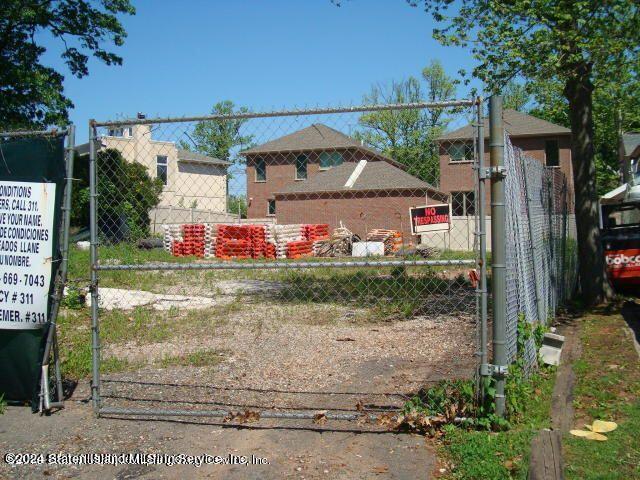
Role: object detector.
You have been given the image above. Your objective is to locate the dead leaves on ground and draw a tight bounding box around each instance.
[223,410,261,424]
[570,419,618,441]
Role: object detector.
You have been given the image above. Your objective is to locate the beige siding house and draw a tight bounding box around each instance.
[99,125,230,212]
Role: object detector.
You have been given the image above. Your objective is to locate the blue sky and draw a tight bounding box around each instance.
[40,0,479,141]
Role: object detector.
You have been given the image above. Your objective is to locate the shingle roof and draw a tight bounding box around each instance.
[437,109,571,141]
[177,148,231,166]
[240,123,405,168]
[274,160,443,196]
[623,133,640,158]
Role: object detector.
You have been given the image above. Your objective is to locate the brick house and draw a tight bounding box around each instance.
[242,124,447,238]
[436,109,573,216]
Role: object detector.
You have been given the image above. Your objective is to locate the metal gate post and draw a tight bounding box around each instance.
[475,99,489,388]
[560,178,568,303]
[89,122,101,412]
[41,125,75,411]
[489,96,507,417]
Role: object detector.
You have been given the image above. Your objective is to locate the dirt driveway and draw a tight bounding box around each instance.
[0,395,436,479]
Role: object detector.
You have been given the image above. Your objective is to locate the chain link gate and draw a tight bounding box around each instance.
[88,100,486,427]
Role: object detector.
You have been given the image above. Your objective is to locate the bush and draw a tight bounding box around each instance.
[97,149,163,241]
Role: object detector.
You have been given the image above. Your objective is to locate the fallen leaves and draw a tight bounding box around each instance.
[223,410,261,424]
[570,419,618,441]
[313,411,328,425]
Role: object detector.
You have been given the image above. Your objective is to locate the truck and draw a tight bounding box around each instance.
[600,182,640,289]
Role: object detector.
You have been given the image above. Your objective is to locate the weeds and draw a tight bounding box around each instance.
[159,349,224,368]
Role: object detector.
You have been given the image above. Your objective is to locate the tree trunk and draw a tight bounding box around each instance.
[564,63,614,305]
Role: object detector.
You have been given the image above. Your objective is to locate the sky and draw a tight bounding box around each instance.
[39,0,480,142]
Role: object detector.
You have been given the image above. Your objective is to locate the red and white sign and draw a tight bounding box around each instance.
[605,248,640,285]
[410,204,451,235]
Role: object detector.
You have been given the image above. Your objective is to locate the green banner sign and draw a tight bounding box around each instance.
[0,135,65,409]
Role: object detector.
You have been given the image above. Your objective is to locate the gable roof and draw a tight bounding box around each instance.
[623,133,640,158]
[274,160,444,196]
[240,123,405,169]
[177,148,231,166]
[437,109,571,141]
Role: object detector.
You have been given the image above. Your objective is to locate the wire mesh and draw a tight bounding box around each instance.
[86,102,485,425]
[504,135,576,369]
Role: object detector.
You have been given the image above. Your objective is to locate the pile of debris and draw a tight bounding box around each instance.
[312,224,358,257]
[366,229,403,255]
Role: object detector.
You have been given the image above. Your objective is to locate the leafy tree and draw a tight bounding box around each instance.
[227,195,247,218]
[180,101,254,164]
[529,77,640,196]
[503,81,530,112]
[411,0,640,304]
[97,149,163,241]
[356,60,457,186]
[0,0,135,130]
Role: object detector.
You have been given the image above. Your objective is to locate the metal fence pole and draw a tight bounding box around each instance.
[489,95,507,417]
[89,121,101,412]
[560,178,568,303]
[41,125,75,411]
[476,99,489,386]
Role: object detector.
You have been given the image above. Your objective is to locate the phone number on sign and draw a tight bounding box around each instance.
[3,452,270,468]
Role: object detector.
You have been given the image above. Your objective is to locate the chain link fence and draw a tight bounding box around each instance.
[504,134,577,368]
[85,101,487,426]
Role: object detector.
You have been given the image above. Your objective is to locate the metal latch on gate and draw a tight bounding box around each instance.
[480,363,508,377]
[478,166,507,180]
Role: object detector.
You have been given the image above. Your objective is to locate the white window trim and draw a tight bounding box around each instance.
[156,155,169,186]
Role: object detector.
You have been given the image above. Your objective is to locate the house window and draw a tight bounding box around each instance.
[255,158,266,182]
[319,152,344,169]
[107,127,132,137]
[295,154,308,180]
[156,155,168,185]
[447,142,473,162]
[545,140,559,167]
[451,191,475,216]
[267,199,276,216]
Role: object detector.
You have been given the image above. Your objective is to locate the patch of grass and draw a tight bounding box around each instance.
[159,349,223,368]
[440,368,555,479]
[564,311,640,480]
[0,394,6,415]
[57,301,238,379]
[103,357,143,374]
[434,315,555,479]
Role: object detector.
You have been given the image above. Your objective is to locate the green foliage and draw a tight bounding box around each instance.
[62,285,84,310]
[227,195,247,218]
[565,313,640,479]
[440,363,555,479]
[179,101,254,165]
[529,78,640,195]
[0,1,134,129]
[0,393,5,415]
[97,148,163,241]
[503,81,530,112]
[413,0,639,303]
[355,60,457,186]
